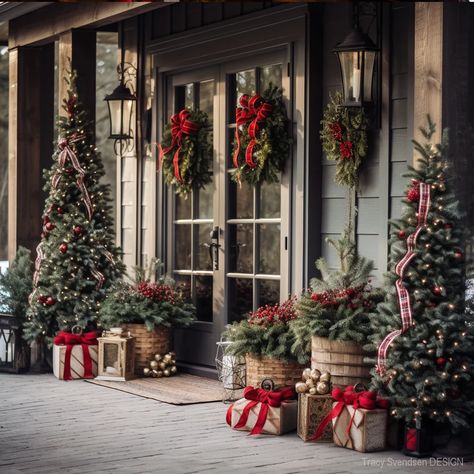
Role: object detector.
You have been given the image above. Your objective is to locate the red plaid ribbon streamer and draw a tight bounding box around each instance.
[376,182,431,375]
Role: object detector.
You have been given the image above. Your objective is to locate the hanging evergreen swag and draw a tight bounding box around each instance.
[230,85,290,186]
[320,92,368,189]
[158,109,212,197]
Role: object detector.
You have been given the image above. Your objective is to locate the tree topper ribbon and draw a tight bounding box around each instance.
[311,385,389,441]
[376,182,431,376]
[157,110,200,182]
[226,385,295,435]
[52,134,93,221]
[53,330,98,381]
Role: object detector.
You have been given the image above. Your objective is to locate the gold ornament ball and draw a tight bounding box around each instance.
[316,381,330,395]
[156,370,163,378]
[171,359,176,365]
[159,362,167,371]
[154,354,162,362]
[143,368,151,377]
[163,353,172,362]
[319,372,331,383]
[310,368,321,382]
[309,387,317,395]
[302,368,312,381]
[150,360,159,370]
[305,378,315,388]
[163,369,171,377]
[170,366,177,374]
[151,369,159,377]
[295,382,308,394]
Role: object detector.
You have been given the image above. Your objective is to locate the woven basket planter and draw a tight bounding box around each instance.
[311,336,371,388]
[121,323,170,375]
[245,353,305,388]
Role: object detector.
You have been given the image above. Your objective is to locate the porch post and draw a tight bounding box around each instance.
[8,45,54,260]
[413,2,443,159]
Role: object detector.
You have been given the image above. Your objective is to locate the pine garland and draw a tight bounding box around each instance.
[320,92,368,189]
[160,109,212,197]
[230,85,291,186]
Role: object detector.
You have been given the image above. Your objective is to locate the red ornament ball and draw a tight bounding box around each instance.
[59,243,68,254]
[436,357,447,367]
[407,188,420,202]
[398,230,406,239]
[46,296,55,306]
[73,225,83,236]
[432,286,443,296]
[454,251,463,260]
[45,222,55,232]
[57,207,64,215]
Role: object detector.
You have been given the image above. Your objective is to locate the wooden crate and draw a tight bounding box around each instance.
[121,323,170,375]
[245,353,305,388]
[311,336,371,388]
[297,393,333,442]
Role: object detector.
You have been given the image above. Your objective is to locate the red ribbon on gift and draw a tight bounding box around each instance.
[311,385,389,441]
[158,110,200,183]
[226,385,295,435]
[53,330,98,381]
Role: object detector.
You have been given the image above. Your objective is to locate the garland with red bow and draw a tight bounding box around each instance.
[226,385,295,435]
[230,85,290,186]
[311,385,389,441]
[158,109,212,197]
[320,92,367,189]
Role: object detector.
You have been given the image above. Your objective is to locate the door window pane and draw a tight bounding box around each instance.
[199,80,214,120]
[260,64,282,90]
[196,276,213,322]
[175,194,191,220]
[260,178,281,218]
[229,224,253,274]
[175,275,192,301]
[258,280,280,307]
[196,224,213,271]
[236,69,256,105]
[258,224,281,275]
[175,225,191,269]
[185,83,194,109]
[198,185,213,219]
[229,180,253,219]
[228,278,253,323]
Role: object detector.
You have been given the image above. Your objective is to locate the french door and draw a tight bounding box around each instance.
[162,51,291,372]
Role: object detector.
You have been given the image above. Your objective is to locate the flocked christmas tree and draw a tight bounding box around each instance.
[24,70,124,344]
[368,117,474,432]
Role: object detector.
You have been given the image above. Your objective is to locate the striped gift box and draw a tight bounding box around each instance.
[53,343,98,380]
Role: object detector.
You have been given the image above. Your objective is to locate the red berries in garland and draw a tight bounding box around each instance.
[398,230,406,239]
[247,298,297,327]
[454,251,463,260]
[45,221,55,232]
[46,296,55,306]
[432,286,443,296]
[407,187,420,203]
[436,357,447,367]
[73,225,83,236]
[57,207,64,215]
[136,281,176,305]
[59,243,68,254]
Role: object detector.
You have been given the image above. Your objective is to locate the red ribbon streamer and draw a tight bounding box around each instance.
[376,182,431,375]
[311,385,389,441]
[53,330,98,381]
[226,386,295,435]
[158,110,200,182]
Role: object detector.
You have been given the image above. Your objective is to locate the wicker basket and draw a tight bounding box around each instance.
[121,323,170,375]
[311,336,371,388]
[245,353,305,388]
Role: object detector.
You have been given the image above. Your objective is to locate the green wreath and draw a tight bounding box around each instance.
[160,109,212,197]
[230,85,291,186]
[320,92,368,189]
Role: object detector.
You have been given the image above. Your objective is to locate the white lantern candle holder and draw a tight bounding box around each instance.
[215,337,246,403]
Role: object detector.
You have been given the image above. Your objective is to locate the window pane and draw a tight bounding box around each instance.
[229,180,253,219]
[198,185,213,219]
[260,178,280,218]
[228,278,253,323]
[258,224,280,274]
[175,274,192,301]
[175,224,191,270]
[185,83,194,109]
[229,223,253,274]
[260,64,282,90]
[236,69,256,106]
[175,194,191,220]
[196,275,213,322]
[196,223,213,271]
[199,80,214,121]
[258,280,280,307]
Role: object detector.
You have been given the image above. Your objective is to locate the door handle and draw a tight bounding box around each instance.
[209,226,220,270]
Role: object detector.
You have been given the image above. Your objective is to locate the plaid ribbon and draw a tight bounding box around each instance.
[376,182,431,375]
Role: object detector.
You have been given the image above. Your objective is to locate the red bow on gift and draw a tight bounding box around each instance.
[232,95,273,170]
[311,385,389,441]
[53,330,98,381]
[158,110,200,183]
[226,385,295,435]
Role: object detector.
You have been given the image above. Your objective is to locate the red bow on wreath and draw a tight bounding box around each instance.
[311,385,389,441]
[226,385,295,435]
[233,95,273,170]
[159,110,200,182]
[53,330,98,381]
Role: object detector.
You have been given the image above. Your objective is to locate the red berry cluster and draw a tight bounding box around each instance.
[310,285,374,310]
[329,122,342,141]
[136,281,176,304]
[248,298,297,327]
[339,140,353,160]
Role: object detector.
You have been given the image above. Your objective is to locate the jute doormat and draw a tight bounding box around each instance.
[85,373,223,405]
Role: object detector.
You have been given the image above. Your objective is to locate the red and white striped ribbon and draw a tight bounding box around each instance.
[376,182,431,375]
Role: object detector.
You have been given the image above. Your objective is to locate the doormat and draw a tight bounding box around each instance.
[85,373,223,405]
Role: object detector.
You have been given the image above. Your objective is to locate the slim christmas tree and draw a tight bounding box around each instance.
[369,118,474,432]
[24,71,124,344]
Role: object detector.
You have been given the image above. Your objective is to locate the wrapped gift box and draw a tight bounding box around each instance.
[297,393,333,442]
[332,403,388,452]
[228,398,297,435]
[53,343,98,380]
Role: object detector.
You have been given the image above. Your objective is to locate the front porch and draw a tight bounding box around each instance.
[0,373,468,474]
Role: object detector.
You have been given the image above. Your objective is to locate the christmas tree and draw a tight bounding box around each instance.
[24,71,124,344]
[368,117,474,432]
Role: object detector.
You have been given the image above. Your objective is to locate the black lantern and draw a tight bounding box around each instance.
[104,82,135,140]
[333,27,378,107]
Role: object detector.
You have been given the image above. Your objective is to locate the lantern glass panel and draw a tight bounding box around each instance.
[108,99,123,137]
[363,51,376,103]
[123,99,133,138]
[103,342,121,376]
[338,51,360,105]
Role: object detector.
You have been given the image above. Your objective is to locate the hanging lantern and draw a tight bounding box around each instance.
[104,82,136,140]
[96,329,135,381]
[333,27,378,107]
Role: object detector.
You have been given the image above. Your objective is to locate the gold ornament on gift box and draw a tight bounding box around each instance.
[143,351,178,378]
[295,367,332,395]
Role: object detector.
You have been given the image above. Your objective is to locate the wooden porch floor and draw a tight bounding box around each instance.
[0,374,472,474]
